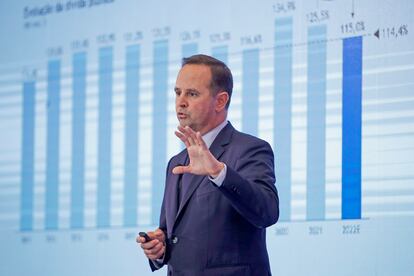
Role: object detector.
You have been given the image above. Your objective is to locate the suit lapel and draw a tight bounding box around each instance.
[208,122,233,160]
[166,152,188,233]
[175,173,204,220]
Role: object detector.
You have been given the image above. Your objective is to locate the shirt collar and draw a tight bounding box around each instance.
[202,120,228,149]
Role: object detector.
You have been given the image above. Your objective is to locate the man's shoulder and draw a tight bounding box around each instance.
[231,127,271,148]
[220,129,273,161]
[220,122,269,145]
[224,128,274,163]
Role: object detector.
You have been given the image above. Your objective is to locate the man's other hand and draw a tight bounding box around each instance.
[136,228,166,260]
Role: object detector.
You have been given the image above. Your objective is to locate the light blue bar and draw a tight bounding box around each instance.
[212,46,228,63]
[273,32,292,42]
[71,52,86,229]
[242,48,259,136]
[342,36,362,220]
[97,47,113,228]
[182,43,198,58]
[20,81,35,231]
[275,17,293,26]
[152,40,168,225]
[124,44,140,227]
[274,17,293,221]
[306,25,327,221]
[45,60,60,230]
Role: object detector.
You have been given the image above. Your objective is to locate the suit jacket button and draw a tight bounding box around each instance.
[172,236,178,244]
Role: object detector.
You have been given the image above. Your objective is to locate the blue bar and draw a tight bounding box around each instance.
[152,40,168,225]
[71,52,86,229]
[242,48,259,136]
[182,43,198,58]
[212,46,228,63]
[20,81,35,231]
[306,25,327,221]
[342,36,362,219]
[45,60,60,230]
[274,17,293,221]
[97,47,113,227]
[124,45,140,227]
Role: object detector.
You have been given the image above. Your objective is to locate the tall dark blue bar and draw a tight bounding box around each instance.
[152,40,168,225]
[124,45,140,227]
[20,81,35,231]
[342,36,362,219]
[182,43,198,58]
[242,48,259,136]
[212,46,228,63]
[97,47,113,227]
[274,17,293,221]
[71,52,86,229]
[306,25,327,220]
[45,60,60,230]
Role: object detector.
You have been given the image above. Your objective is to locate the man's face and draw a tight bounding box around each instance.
[175,64,217,134]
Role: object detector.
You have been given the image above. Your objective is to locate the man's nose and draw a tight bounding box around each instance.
[176,94,188,107]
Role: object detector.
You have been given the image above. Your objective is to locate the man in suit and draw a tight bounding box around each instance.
[137,54,279,275]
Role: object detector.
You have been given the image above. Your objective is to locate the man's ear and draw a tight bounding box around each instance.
[215,91,229,111]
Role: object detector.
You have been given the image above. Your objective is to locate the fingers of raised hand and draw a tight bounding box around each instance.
[195,131,208,150]
[176,125,195,146]
[175,130,190,147]
[180,126,197,145]
[176,126,197,146]
[178,125,206,147]
[172,165,191,175]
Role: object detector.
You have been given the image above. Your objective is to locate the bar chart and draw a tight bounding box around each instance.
[10,8,414,231]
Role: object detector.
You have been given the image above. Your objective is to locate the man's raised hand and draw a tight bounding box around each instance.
[173,125,224,178]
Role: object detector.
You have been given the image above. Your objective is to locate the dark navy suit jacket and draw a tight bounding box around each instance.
[151,122,279,276]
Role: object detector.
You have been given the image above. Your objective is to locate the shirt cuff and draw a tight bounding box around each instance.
[208,163,227,187]
[152,256,164,269]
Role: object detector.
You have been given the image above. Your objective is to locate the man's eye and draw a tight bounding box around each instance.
[189,92,197,97]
